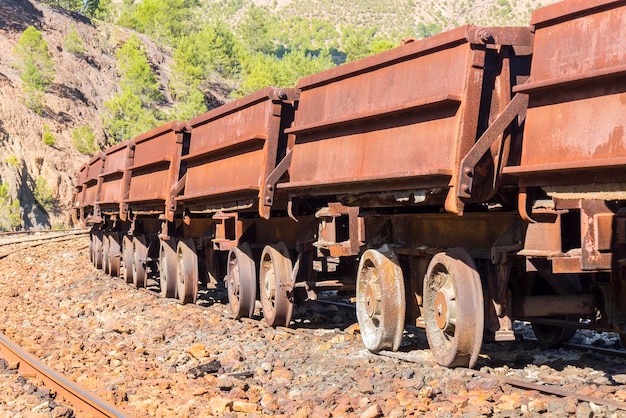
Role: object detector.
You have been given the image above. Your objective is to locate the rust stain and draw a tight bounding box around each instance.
[594,125,626,157]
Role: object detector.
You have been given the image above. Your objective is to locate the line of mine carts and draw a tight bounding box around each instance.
[75,0,626,368]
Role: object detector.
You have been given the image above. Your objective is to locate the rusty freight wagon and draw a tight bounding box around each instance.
[115,122,189,292]
[164,87,299,321]
[503,0,626,345]
[279,25,534,367]
[93,140,134,277]
[81,0,626,370]
[74,152,105,268]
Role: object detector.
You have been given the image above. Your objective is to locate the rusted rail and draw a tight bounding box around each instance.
[0,231,89,260]
[469,369,626,411]
[377,350,626,410]
[0,229,88,246]
[0,333,127,417]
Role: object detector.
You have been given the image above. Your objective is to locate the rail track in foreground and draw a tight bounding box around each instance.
[0,332,126,417]
[4,235,626,416]
[0,229,88,259]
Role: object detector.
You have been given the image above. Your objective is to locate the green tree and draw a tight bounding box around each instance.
[117,0,198,44]
[0,182,22,231]
[169,88,206,121]
[72,125,97,155]
[42,124,55,146]
[105,90,160,141]
[276,17,339,54]
[169,23,241,119]
[236,49,334,97]
[14,26,55,113]
[415,22,443,38]
[4,156,20,169]
[64,25,86,57]
[115,35,162,101]
[40,0,113,18]
[104,35,163,142]
[33,176,54,211]
[237,5,276,55]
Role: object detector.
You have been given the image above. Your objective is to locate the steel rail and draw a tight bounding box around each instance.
[524,337,626,358]
[467,369,626,411]
[0,333,127,417]
[0,228,82,237]
[376,350,626,411]
[560,341,626,358]
[0,234,89,260]
[0,229,89,247]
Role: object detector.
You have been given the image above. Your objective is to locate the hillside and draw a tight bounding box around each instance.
[252,0,549,36]
[0,0,556,230]
[0,0,219,229]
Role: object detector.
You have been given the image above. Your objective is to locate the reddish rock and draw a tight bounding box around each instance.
[208,397,233,415]
[232,400,258,413]
[272,368,294,382]
[361,403,383,418]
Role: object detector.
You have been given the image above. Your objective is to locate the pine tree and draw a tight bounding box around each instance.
[14,26,55,113]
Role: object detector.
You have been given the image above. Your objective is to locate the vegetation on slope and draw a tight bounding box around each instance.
[35,0,552,147]
[0,0,554,230]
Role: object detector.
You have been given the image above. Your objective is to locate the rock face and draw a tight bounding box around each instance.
[0,0,179,230]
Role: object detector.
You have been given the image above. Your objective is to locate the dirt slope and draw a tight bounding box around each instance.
[0,0,174,229]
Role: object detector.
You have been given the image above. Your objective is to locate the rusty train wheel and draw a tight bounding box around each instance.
[107,233,121,278]
[176,238,198,304]
[159,239,177,298]
[132,235,148,288]
[89,233,95,264]
[259,242,293,327]
[356,248,406,353]
[531,317,578,348]
[423,248,484,368]
[227,243,256,319]
[122,235,134,283]
[102,234,110,275]
[529,274,580,348]
[92,232,103,270]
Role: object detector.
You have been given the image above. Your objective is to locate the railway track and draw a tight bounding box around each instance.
[376,348,626,412]
[3,236,626,416]
[0,229,88,259]
[0,333,126,417]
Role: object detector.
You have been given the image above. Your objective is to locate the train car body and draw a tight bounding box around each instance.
[74,152,104,223]
[503,0,626,343]
[93,140,133,276]
[279,24,533,367]
[76,0,626,370]
[283,25,531,214]
[75,152,106,268]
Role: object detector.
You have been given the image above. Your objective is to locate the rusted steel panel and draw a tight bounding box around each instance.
[98,141,132,208]
[125,122,187,218]
[74,163,88,208]
[505,0,626,187]
[384,212,520,252]
[178,87,296,218]
[80,153,104,209]
[76,163,88,186]
[282,26,532,214]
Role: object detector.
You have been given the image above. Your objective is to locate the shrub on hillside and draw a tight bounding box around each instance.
[42,124,55,146]
[33,176,55,212]
[0,182,22,231]
[72,125,97,155]
[14,26,55,114]
[64,25,86,57]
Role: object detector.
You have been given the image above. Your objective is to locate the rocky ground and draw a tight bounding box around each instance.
[0,237,625,417]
